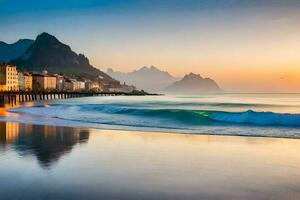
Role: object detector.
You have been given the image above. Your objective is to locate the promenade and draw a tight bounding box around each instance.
[0,91,156,107]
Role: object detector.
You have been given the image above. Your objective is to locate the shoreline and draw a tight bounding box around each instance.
[1,115,300,200]
[1,98,300,140]
[1,118,300,141]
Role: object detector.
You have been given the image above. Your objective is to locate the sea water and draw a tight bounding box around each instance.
[3,93,300,138]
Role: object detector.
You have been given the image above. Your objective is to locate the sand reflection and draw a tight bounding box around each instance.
[0,122,90,168]
[0,124,300,199]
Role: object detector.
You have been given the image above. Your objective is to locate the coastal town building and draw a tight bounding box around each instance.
[64,79,85,91]
[0,64,19,91]
[102,81,135,93]
[24,73,33,91]
[77,81,85,91]
[108,87,121,92]
[32,74,57,91]
[54,74,64,91]
[0,64,138,93]
[103,80,121,92]
[18,72,25,91]
[63,79,75,91]
[85,80,101,92]
[18,72,33,91]
[102,83,110,92]
[120,82,136,93]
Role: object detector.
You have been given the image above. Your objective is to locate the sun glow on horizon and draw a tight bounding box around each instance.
[1,0,300,92]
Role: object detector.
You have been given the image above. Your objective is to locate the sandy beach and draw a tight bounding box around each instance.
[1,121,300,200]
[2,1,300,199]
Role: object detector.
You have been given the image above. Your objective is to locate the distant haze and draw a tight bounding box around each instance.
[107,66,179,92]
[1,0,300,92]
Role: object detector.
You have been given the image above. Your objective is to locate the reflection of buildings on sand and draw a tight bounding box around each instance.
[0,122,20,144]
[0,122,90,168]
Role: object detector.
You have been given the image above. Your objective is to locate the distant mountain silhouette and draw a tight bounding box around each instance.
[164,73,222,94]
[12,32,112,81]
[107,66,179,92]
[0,39,34,62]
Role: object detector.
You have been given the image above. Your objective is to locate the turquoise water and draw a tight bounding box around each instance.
[4,94,300,138]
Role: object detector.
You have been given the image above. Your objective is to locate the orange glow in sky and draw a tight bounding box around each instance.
[1,1,300,92]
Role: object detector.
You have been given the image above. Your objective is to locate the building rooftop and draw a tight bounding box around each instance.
[0,63,16,68]
[32,72,56,77]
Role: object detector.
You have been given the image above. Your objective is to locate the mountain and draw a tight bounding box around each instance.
[107,66,179,92]
[12,32,112,81]
[0,39,34,62]
[164,73,222,94]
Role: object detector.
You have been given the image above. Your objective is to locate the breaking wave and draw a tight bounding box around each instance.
[9,104,300,127]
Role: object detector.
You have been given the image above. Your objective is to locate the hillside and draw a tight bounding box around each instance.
[0,39,34,62]
[12,33,113,81]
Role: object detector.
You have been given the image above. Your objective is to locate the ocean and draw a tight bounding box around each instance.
[3,93,300,138]
[1,94,300,199]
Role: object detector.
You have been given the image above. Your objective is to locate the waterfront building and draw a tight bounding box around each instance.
[106,83,135,93]
[18,72,24,91]
[0,64,19,91]
[18,72,33,91]
[64,79,74,91]
[24,73,33,91]
[77,81,85,91]
[102,83,110,92]
[108,87,121,92]
[54,74,64,91]
[103,80,121,92]
[120,82,136,93]
[32,74,57,91]
[85,80,101,92]
[64,79,85,91]
[64,79,77,91]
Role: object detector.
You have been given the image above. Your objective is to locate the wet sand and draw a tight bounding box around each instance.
[0,122,300,200]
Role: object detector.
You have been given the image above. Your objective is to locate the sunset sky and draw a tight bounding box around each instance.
[1,0,300,92]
